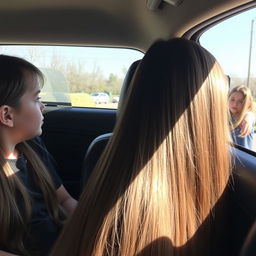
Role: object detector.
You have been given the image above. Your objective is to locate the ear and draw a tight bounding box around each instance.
[0,105,14,127]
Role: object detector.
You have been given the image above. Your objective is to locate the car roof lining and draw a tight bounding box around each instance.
[0,0,252,51]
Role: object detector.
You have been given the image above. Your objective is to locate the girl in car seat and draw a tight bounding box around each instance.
[0,55,77,256]
[228,85,255,150]
[51,38,232,256]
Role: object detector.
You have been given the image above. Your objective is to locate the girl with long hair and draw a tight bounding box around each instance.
[228,85,255,150]
[51,38,231,256]
[0,55,77,256]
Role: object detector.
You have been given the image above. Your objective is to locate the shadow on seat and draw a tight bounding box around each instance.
[81,60,140,187]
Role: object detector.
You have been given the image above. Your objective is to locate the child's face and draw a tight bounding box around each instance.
[228,91,244,116]
[11,70,45,143]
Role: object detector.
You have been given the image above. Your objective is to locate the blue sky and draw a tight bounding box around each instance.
[200,7,256,78]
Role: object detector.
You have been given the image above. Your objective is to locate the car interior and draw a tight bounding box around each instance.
[0,0,256,255]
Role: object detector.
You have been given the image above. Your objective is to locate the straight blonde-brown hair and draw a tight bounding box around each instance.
[228,85,254,130]
[0,55,65,255]
[52,38,231,256]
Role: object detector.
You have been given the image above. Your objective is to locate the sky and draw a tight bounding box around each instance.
[200,7,256,79]
[0,45,144,79]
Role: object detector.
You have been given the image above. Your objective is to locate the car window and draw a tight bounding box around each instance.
[200,7,256,152]
[0,46,143,109]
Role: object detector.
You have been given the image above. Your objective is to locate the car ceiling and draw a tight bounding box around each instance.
[0,0,252,51]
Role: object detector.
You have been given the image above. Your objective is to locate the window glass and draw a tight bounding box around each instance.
[0,46,143,108]
[200,8,256,152]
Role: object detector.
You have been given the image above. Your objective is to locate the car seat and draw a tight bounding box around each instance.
[81,60,140,187]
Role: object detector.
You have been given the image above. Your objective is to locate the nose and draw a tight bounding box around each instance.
[234,101,239,107]
[230,101,237,107]
[40,102,46,112]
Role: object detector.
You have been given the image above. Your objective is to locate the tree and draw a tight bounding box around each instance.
[106,73,122,95]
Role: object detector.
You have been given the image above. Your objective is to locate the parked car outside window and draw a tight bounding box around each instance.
[112,96,119,103]
[91,92,110,104]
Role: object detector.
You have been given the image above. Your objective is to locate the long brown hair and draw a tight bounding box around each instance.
[52,38,231,256]
[0,55,65,255]
[228,85,254,129]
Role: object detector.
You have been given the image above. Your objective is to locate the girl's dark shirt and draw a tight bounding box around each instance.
[1,137,63,256]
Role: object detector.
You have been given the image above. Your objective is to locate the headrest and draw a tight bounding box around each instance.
[117,59,140,115]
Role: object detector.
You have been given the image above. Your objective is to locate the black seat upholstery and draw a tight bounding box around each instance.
[240,220,256,256]
[227,148,256,255]
[81,60,140,186]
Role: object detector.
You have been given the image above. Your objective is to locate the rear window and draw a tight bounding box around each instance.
[0,46,143,109]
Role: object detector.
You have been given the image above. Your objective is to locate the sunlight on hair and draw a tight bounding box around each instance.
[50,38,232,256]
[211,63,229,91]
[3,161,16,177]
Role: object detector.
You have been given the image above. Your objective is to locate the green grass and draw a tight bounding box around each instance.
[70,93,96,107]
